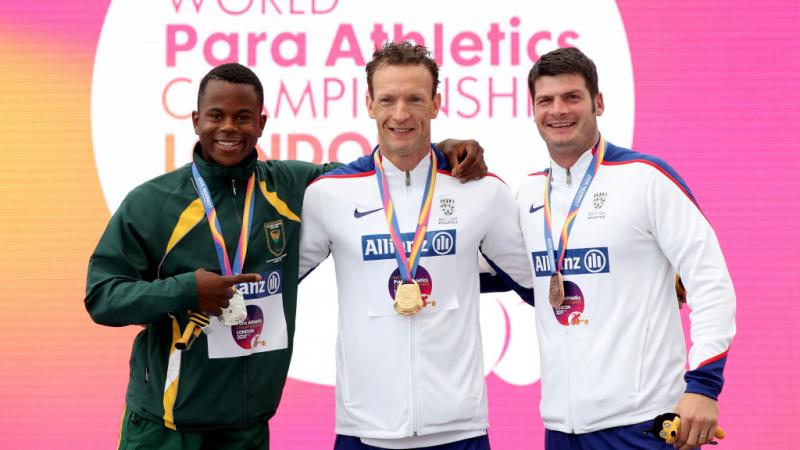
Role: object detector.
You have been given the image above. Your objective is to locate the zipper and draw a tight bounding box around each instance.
[411,314,419,435]
[566,168,572,186]
[404,167,420,435]
[231,178,237,196]
[565,327,573,432]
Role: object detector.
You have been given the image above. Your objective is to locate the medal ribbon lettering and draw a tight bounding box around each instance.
[175,164,256,350]
[373,147,438,283]
[191,163,256,277]
[543,136,606,277]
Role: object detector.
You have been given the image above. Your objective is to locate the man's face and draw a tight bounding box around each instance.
[192,79,266,167]
[367,64,441,164]
[532,73,604,158]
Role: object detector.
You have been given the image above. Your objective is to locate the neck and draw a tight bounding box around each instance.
[549,151,583,170]
[381,147,430,172]
[548,133,599,169]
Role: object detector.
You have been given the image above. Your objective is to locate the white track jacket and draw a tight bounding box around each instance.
[516,140,736,434]
[299,147,532,447]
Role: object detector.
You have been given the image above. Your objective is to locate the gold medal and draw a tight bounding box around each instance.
[549,272,565,308]
[394,281,424,315]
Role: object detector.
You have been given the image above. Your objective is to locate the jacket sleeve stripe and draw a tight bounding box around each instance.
[165,198,205,255]
[162,318,183,430]
[698,348,730,368]
[259,181,301,222]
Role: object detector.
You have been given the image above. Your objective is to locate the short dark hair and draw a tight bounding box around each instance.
[366,41,440,99]
[197,63,264,109]
[528,47,599,100]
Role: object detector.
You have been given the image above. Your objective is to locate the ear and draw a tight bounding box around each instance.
[191,111,200,134]
[257,113,267,137]
[431,93,441,119]
[594,92,605,116]
[366,93,376,119]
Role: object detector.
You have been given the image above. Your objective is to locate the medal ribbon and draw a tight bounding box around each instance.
[543,135,606,275]
[191,163,256,277]
[373,147,437,282]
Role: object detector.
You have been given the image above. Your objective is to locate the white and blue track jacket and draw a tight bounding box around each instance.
[299,146,532,448]
[516,140,736,434]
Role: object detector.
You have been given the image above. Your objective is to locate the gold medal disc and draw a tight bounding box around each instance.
[394,281,424,315]
[549,272,565,308]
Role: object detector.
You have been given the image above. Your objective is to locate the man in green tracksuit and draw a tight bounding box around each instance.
[85,63,485,449]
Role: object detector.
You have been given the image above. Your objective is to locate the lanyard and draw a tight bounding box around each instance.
[373,148,437,282]
[543,135,606,275]
[191,163,256,276]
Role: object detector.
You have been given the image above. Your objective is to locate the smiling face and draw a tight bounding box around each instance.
[192,79,266,167]
[366,64,441,171]
[532,73,604,167]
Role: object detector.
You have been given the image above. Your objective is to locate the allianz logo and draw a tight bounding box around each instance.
[361,230,457,261]
[532,247,610,277]
[237,270,282,297]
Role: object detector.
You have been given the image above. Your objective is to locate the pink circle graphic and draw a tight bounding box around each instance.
[552,280,588,326]
[231,305,265,349]
[387,265,433,305]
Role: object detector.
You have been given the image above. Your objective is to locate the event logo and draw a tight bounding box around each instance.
[387,265,434,308]
[93,0,634,386]
[231,305,266,349]
[554,281,589,326]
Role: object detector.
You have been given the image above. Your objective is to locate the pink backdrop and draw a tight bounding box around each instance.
[0,1,798,448]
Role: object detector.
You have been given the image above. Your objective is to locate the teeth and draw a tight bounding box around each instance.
[549,123,574,128]
[392,128,411,132]
[217,141,240,147]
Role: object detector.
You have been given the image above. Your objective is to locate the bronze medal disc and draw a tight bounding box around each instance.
[394,281,424,315]
[549,272,565,308]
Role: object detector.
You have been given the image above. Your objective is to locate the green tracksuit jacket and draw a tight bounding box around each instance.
[86,146,334,431]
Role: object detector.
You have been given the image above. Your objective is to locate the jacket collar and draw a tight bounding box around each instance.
[192,143,258,188]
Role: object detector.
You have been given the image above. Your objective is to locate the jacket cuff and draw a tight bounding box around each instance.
[684,354,727,400]
[171,272,200,313]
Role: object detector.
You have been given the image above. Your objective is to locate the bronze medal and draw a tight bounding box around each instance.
[394,281,424,315]
[549,272,565,308]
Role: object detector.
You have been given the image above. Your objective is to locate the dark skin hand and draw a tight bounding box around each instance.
[195,268,262,316]
[437,139,487,182]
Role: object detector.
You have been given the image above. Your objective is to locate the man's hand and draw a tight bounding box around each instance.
[672,393,719,449]
[195,268,262,316]
[437,139,487,182]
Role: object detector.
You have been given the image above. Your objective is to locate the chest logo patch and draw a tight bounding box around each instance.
[264,219,286,257]
[438,196,458,225]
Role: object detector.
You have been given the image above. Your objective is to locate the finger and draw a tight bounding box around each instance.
[698,423,714,446]
[225,273,263,285]
[458,143,480,167]
[446,146,465,176]
[684,421,702,450]
[673,417,691,449]
[460,160,488,183]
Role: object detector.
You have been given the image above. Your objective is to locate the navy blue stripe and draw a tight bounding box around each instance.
[545,419,674,449]
[479,251,534,306]
[603,142,698,205]
[684,355,727,400]
[319,144,452,178]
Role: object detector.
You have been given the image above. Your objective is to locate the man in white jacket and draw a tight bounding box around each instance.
[516,47,736,450]
[299,41,533,450]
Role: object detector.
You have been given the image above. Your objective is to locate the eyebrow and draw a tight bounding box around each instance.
[535,90,583,100]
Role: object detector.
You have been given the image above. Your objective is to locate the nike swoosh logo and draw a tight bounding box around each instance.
[529,204,544,214]
[353,207,383,218]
